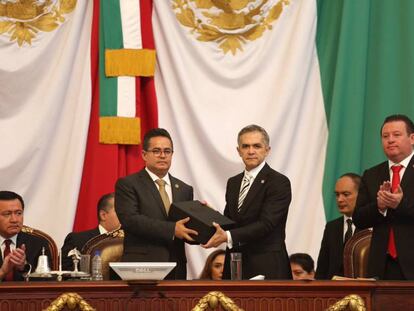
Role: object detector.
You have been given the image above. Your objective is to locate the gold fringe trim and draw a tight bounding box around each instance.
[99,116,141,145]
[105,49,156,77]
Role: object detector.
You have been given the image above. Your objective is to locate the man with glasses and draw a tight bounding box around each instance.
[0,191,52,281]
[115,128,197,279]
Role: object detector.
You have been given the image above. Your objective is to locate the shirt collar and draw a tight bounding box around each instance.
[388,150,414,169]
[145,167,171,186]
[0,234,18,246]
[98,224,107,234]
[244,161,266,179]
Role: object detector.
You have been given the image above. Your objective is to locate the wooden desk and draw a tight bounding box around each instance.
[1,280,413,310]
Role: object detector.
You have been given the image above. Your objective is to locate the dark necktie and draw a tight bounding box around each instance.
[238,173,252,211]
[388,165,403,259]
[155,179,171,214]
[344,218,353,245]
[3,239,14,281]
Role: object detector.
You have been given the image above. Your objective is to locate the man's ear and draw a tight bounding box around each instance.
[99,210,107,221]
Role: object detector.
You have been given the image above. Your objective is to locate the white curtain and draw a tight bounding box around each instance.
[153,0,328,279]
[0,1,93,248]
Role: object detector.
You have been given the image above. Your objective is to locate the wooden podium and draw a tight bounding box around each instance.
[0,280,413,310]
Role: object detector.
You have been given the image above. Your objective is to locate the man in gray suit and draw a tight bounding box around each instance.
[115,128,197,279]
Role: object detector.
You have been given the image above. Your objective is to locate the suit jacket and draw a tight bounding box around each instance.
[0,231,51,281]
[61,227,101,271]
[315,216,360,279]
[353,156,414,279]
[222,163,292,280]
[115,168,193,280]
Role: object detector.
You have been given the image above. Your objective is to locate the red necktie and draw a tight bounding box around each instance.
[388,165,403,259]
[3,239,14,281]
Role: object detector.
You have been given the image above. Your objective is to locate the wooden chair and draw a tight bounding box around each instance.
[21,225,59,270]
[82,228,124,280]
[343,228,372,278]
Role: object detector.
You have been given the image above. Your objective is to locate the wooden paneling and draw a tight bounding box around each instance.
[0,280,413,310]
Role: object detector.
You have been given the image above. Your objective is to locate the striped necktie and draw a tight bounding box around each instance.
[238,173,252,211]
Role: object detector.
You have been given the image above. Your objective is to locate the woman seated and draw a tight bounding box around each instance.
[199,249,225,280]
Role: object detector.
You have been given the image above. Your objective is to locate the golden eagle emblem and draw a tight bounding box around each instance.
[0,0,77,47]
[173,0,290,55]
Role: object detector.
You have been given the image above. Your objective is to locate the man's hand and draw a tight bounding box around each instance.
[377,181,392,211]
[202,222,227,248]
[0,255,13,280]
[380,185,403,209]
[9,244,26,271]
[174,217,198,241]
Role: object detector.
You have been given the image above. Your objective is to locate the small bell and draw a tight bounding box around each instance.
[35,247,51,274]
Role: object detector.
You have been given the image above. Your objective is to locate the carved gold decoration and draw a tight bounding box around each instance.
[173,0,289,55]
[107,228,125,239]
[21,225,34,234]
[43,292,95,311]
[326,294,367,311]
[0,0,77,47]
[192,291,243,311]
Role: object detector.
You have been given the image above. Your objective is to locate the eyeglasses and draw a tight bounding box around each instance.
[146,148,174,156]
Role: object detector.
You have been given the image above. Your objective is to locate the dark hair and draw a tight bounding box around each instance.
[237,124,270,146]
[199,249,226,280]
[381,114,414,135]
[97,193,115,221]
[289,253,315,274]
[339,173,361,189]
[0,191,25,209]
[143,128,173,151]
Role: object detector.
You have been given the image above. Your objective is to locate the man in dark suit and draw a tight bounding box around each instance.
[353,114,414,280]
[203,124,292,279]
[115,128,197,280]
[315,173,361,279]
[61,192,120,271]
[0,191,51,281]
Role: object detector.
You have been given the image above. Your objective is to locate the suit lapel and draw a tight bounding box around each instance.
[401,155,414,189]
[140,170,168,218]
[170,174,183,203]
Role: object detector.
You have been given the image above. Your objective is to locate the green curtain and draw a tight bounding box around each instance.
[317,0,414,221]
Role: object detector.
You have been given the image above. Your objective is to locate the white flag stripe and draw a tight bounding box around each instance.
[117,0,142,117]
[153,0,327,278]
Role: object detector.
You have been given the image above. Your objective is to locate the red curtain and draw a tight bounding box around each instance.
[73,0,158,231]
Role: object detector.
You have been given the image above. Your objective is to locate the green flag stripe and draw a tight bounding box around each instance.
[317,0,414,221]
[99,0,124,116]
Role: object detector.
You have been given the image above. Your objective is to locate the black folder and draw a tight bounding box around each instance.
[169,200,235,244]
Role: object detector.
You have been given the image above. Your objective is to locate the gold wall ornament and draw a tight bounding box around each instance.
[192,291,244,311]
[43,292,95,311]
[325,294,367,311]
[172,0,290,55]
[0,0,77,47]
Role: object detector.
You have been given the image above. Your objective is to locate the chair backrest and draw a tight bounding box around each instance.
[82,228,124,280]
[21,225,59,270]
[343,228,372,278]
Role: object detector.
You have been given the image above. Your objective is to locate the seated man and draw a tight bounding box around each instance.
[61,193,120,271]
[315,173,361,279]
[0,191,52,281]
[289,253,315,280]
